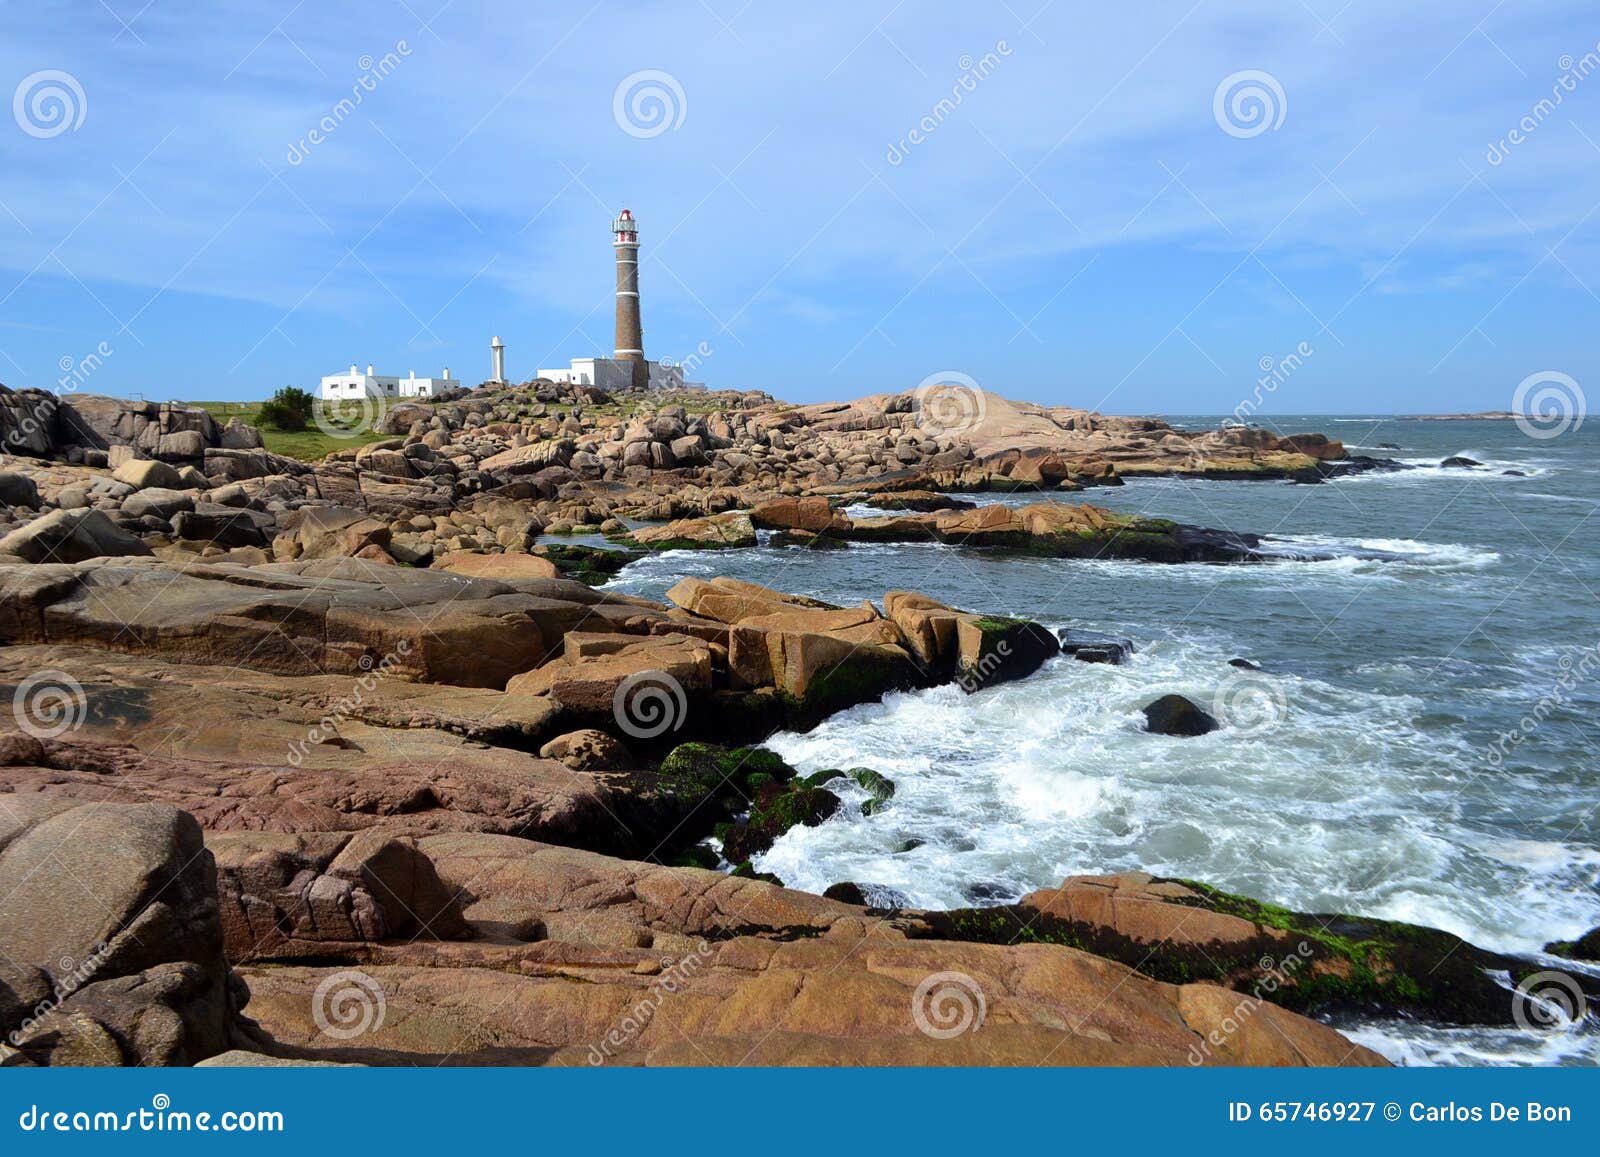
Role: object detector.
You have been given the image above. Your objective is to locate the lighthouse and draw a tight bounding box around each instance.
[490,335,506,384]
[612,208,648,390]
[535,208,707,392]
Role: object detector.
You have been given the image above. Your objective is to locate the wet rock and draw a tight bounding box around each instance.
[1545,926,1600,961]
[921,871,1590,1028]
[1057,629,1134,664]
[1439,456,1482,468]
[1142,694,1219,736]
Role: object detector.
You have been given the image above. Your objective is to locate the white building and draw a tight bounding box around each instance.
[319,363,458,401]
[535,356,704,392]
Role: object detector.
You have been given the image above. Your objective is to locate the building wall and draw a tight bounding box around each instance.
[320,372,452,400]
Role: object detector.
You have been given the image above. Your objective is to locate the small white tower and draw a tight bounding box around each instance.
[491,335,506,384]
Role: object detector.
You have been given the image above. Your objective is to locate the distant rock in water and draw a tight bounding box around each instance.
[1058,629,1134,665]
[1440,456,1482,468]
[1143,694,1220,737]
[1228,658,1261,670]
[823,882,910,909]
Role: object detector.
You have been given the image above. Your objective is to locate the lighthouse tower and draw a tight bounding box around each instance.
[612,208,648,390]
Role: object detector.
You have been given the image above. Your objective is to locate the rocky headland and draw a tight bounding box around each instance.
[6,378,1585,1069]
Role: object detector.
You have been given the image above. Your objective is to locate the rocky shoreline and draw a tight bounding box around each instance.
[1,380,1588,1068]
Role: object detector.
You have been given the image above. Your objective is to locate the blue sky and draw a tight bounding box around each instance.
[0,0,1597,414]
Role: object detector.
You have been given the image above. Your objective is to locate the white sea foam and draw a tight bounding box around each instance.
[755,642,1600,959]
[1341,1018,1599,1067]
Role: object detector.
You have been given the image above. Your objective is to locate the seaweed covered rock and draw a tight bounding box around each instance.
[656,742,798,809]
[1545,925,1600,961]
[719,780,842,862]
[914,871,1595,1027]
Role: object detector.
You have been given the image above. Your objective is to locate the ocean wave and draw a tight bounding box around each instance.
[1340,1018,1599,1067]
[754,640,1600,961]
[1256,534,1500,570]
[1334,455,1550,482]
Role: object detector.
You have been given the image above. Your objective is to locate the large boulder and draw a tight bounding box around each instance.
[0,472,41,509]
[277,506,390,560]
[225,833,1386,1067]
[628,512,756,549]
[112,457,186,490]
[434,551,560,580]
[748,496,840,534]
[0,508,153,563]
[208,830,468,961]
[0,798,249,1066]
[918,871,1583,1027]
[1142,694,1219,737]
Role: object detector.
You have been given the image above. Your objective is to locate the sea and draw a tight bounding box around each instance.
[600,416,1600,1067]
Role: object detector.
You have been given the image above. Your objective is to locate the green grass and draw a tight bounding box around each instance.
[189,401,391,462]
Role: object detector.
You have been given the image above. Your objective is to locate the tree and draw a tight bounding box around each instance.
[258,386,315,431]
